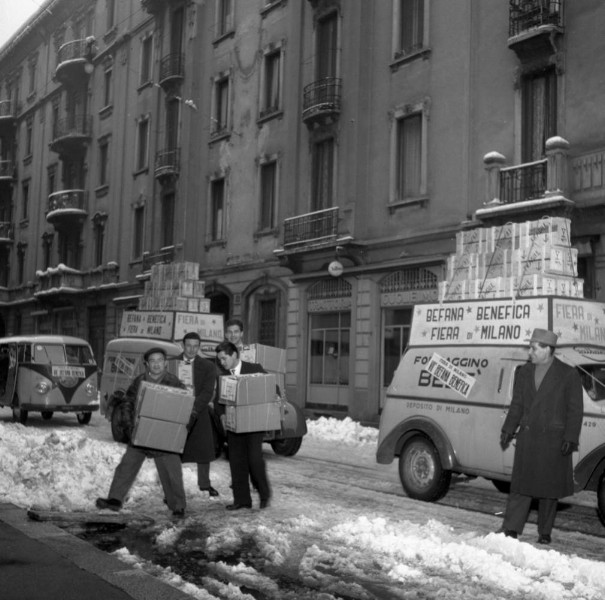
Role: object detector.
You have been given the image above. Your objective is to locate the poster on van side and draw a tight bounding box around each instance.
[410,298,547,346]
[426,353,476,398]
[552,298,605,344]
[120,311,175,339]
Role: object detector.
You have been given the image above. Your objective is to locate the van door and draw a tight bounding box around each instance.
[0,343,18,406]
[501,364,523,476]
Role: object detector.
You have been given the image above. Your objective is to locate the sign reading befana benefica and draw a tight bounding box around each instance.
[410,298,548,346]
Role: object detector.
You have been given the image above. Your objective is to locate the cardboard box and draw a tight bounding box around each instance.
[135,381,194,424]
[224,401,282,433]
[198,298,211,313]
[131,416,188,453]
[219,373,277,405]
[239,344,286,374]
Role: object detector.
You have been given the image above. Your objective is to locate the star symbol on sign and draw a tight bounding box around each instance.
[422,330,428,338]
[537,303,545,313]
[466,306,473,314]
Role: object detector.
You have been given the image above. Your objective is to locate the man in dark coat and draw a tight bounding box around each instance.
[499,328,583,544]
[96,347,188,517]
[215,341,272,510]
[178,332,220,496]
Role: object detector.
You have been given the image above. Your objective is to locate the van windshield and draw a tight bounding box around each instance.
[33,344,95,366]
[579,365,605,402]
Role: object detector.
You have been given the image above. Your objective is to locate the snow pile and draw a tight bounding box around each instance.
[306,416,378,446]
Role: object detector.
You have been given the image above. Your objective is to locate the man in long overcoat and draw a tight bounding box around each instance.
[499,328,583,544]
[178,332,220,496]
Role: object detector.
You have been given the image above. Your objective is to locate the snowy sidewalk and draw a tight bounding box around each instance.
[0,502,190,600]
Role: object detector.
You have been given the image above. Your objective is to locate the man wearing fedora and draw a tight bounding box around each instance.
[498,328,583,544]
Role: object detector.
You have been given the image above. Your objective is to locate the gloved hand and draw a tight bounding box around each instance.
[500,430,514,450]
[186,411,198,433]
[561,440,578,456]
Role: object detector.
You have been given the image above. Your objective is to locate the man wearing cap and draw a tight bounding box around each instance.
[178,331,220,497]
[96,347,188,517]
[498,328,583,544]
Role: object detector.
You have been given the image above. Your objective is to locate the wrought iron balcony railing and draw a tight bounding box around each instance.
[499,159,547,204]
[46,189,88,226]
[155,147,180,180]
[0,159,15,179]
[0,99,17,119]
[302,77,342,124]
[509,0,563,37]
[0,221,13,242]
[283,207,339,247]
[142,247,175,272]
[52,114,93,140]
[159,53,185,88]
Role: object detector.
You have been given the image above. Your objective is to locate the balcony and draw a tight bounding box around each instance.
[55,39,95,84]
[49,114,92,156]
[0,222,13,245]
[508,0,563,60]
[302,77,342,127]
[154,147,180,182]
[46,189,88,228]
[0,100,17,130]
[158,53,184,90]
[283,207,340,248]
[0,159,15,182]
[477,136,573,223]
[34,263,120,299]
[141,246,175,272]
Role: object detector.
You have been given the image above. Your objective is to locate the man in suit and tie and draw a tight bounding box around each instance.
[179,332,220,497]
[215,341,272,510]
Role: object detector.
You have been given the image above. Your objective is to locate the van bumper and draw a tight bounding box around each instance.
[20,404,99,413]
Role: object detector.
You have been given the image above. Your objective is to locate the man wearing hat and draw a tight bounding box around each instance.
[96,347,188,517]
[498,328,583,544]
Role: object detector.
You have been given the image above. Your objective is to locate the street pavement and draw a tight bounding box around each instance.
[0,502,192,600]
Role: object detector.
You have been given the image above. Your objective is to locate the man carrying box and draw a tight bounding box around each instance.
[215,341,273,510]
[96,347,189,518]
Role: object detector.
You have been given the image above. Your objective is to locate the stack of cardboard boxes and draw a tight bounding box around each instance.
[131,381,195,453]
[440,216,583,301]
[138,262,210,313]
[219,344,287,433]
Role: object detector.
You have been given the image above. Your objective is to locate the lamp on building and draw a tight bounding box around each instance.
[328,260,344,277]
[84,62,94,75]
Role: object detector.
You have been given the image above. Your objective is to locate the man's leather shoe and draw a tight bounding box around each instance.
[226,503,251,511]
[96,497,122,512]
[259,498,270,509]
[496,528,517,539]
[537,534,551,545]
[200,486,219,497]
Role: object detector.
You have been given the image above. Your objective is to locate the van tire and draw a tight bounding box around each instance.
[399,435,451,501]
[597,471,605,524]
[41,411,53,420]
[270,437,303,456]
[12,397,28,425]
[77,412,92,425]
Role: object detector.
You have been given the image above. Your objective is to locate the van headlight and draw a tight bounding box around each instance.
[35,381,51,394]
[85,382,97,396]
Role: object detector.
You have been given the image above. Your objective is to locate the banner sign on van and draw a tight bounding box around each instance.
[426,353,476,398]
[552,298,605,345]
[120,311,175,339]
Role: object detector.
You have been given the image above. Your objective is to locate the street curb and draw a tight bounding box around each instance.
[0,503,193,600]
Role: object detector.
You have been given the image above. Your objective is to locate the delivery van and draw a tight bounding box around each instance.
[376,296,605,519]
[0,335,99,424]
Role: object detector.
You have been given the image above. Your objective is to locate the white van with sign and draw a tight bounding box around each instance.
[376,296,605,518]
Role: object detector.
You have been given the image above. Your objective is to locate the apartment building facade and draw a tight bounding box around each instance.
[1,0,605,423]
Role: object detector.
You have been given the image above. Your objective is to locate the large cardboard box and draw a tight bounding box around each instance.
[224,401,282,433]
[219,373,277,406]
[135,381,194,424]
[239,344,286,374]
[131,416,188,453]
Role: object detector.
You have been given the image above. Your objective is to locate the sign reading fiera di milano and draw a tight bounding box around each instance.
[410,297,605,346]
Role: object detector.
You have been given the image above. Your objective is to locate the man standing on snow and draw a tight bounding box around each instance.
[96,347,188,517]
[498,328,583,544]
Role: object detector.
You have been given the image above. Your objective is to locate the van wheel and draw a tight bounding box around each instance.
[270,437,303,456]
[399,435,451,501]
[12,397,28,425]
[41,411,53,420]
[597,471,605,525]
[77,412,92,425]
[491,479,511,494]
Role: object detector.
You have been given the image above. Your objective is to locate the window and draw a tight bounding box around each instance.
[135,116,150,171]
[209,177,225,241]
[212,74,230,136]
[133,205,145,259]
[58,230,81,269]
[28,59,36,94]
[47,164,57,195]
[316,12,338,80]
[311,138,335,211]
[260,47,282,117]
[216,0,233,37]
[259,159,278,230]
[21,181,29,220]
[396,113,422,199]
[103,66,113,107]
[0,248,9,287]
[106,0,116,30]
[17,243,26,284]
[42,231,54,270]
[522,66,557,162]
[309,312,350,385]
[383,308,412,386]
[258,297,278,346]
[93,214,106,267]
[394,0,426,58]
[140,34,154,85]
[161,193,175,248]
[99,138,109,186]
[25,118,33,156]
